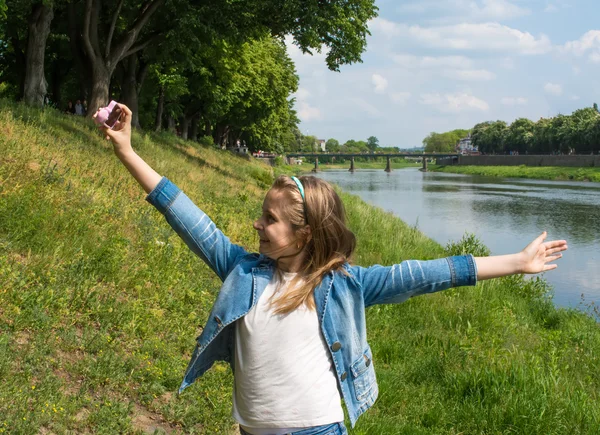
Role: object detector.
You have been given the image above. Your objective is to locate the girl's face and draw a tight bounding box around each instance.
[253,189,299,260]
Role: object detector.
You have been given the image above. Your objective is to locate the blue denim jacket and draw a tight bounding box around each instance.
[146,177,478,427]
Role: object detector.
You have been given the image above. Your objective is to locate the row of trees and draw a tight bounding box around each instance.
[286,135,383,154]
[421,105,600,155]
[0,0,377,152]
[472,105,600,155]
[422,129,470,153]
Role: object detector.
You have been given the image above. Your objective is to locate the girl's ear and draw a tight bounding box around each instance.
[304,225,312,243]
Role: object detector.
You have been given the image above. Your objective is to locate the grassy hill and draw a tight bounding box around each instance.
[1,100,599,434]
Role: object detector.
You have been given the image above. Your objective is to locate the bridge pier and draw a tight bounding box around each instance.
[349,157,355,172]
[312,158,319,173]
[384,156,392,172]
[422,157,428,172]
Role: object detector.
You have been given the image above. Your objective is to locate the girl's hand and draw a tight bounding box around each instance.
[520,231,567,274]
[93,103,133,155]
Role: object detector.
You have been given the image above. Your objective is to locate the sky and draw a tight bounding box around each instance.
[286,0,600,148]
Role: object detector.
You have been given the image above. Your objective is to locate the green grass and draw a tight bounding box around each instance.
[429,164,600,182]
[1,100,599,434]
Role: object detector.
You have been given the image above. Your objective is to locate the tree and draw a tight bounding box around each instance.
[326,139,340,152]
[66,0,377,115]
[505,118,534,153]
[23,1,54,106]
[471,121,507,154]
[366,136,379,152]
[422,129,469,153]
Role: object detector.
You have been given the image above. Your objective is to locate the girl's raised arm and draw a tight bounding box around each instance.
[97,103,249,281]
[95,104,162,193]
[475,231,567,280]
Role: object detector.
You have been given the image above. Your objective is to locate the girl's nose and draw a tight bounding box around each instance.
[253,219,262,230]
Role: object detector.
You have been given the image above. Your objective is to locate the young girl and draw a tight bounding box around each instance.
[97,104,567,435]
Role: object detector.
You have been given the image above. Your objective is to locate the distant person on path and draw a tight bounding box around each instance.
[65,101,75,114]
[96,103,568,435]
[75,99,84,116]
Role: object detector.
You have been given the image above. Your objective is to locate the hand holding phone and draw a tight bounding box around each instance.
[94,100,123,129]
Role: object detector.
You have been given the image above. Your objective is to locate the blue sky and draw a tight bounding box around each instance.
[287,0,600,148]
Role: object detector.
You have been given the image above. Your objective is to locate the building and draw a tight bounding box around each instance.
[227,139,249,154]
[317,139,326,152]
[456,134,478,155]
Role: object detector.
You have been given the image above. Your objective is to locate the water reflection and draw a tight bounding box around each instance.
[315,168,600,309]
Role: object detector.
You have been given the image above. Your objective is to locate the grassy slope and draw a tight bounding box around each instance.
[0,101,599,434]
[429,164,600,182]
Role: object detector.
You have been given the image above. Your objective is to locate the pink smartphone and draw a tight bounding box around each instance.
[94,101,123,129]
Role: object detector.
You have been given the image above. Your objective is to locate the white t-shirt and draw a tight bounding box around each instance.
[233,271,344,435]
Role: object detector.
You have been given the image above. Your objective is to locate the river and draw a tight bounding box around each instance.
[314,168,600,311]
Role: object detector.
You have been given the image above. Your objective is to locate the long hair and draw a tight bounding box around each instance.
[269,175,356,314]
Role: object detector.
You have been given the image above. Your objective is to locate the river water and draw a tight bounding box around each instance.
[314,168,600,310]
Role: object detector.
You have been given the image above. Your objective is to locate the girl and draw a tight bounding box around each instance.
[97,104,567,435]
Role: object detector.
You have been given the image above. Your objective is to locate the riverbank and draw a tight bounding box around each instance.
[1,101,599,433]
[429,164,600,182]
[290,160,420,173]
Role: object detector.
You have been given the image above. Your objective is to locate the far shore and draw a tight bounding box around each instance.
[428,164,600,182]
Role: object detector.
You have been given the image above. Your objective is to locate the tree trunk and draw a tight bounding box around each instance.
[167,115,176,134]
[89,62,112,115]
[23,3,54,107]
[190,115,199,142]
[50,65,62,106]
[80,0,165,116]
[121,54,141,129]
[155,85,164,132]
[68,2,92,101]
[181,116,189,140]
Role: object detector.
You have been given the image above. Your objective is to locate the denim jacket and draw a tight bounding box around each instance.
[146,177,478,427]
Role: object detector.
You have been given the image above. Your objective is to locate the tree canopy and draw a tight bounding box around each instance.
[0,0,378,152]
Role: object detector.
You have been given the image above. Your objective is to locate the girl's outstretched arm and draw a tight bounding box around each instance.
[96,103,248,281]
[475,231,567,280]
[95,103,161,193]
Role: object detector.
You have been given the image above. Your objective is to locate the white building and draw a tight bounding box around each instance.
[456,134,478,154]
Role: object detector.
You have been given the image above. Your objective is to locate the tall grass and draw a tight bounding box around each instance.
[1,100,599,433]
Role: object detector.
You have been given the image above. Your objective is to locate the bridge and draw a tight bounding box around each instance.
[285,153,459,172]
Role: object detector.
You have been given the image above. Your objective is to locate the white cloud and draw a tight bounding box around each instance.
[393,54,473,69]
[544,82,563,96]
[349,98,382,117]
[297,102,322,122]
[420,93,489,112]
[372,74,389,93]
[369,18,402,38]
[443,69,496,81]
[293,87,323,122]
[294,87,311,100]
[404,23,551,54]
[396,0,530,22]
[559,30,600,63]
[391,92,411,104]
[501,97,528,105]
[569,94,580,101]
[499,57,515,70]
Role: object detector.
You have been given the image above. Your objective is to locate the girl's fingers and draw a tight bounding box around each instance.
[544,240,568,249]
[545,254,562,262]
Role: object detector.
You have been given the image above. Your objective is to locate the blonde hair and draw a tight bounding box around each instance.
[269,175,356,314]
